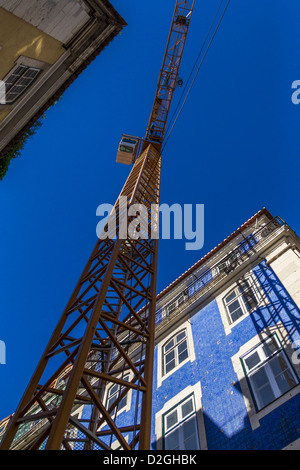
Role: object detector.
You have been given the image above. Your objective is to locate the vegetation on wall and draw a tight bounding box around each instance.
[0,120,42,180]
[0,92,65,181]
[0,119,43,181]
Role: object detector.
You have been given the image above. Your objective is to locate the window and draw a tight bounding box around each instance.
[122,138,137,145]
[2,64,42,104]
[162,293,186,319]
[163,329,189,375]
[106,375,130,415]
[213,251,241,277]
[120,145,133,153]
[224,278,258,323]
[241,335,298,411]
[163,395,200,450]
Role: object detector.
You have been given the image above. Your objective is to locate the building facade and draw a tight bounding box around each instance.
[1,207,300,450]
[0,0,126,175]
[149,208,300,450]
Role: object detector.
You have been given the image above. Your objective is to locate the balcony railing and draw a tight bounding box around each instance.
[155,216,285,325]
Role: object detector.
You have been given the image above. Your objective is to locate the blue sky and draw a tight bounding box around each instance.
[0,0,300,421]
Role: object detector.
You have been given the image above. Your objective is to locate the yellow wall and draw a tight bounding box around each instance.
[0,7,65,78]
[0,7,65,123]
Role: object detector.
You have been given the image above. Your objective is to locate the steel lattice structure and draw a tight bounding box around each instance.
[0,0,195,450]
[146,0,195,145]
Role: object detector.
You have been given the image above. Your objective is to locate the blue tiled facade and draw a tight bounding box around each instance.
[147,261,300,450]
[103,257,300,450]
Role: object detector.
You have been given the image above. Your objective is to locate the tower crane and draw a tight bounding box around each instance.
[0,0,195,451]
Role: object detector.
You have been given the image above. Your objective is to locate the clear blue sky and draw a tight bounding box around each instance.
[0,0,300,421]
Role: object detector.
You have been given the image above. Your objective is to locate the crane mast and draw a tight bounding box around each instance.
[0,0,195,451]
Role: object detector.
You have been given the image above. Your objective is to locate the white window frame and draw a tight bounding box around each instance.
[223,278,259,324]
[157,320,195,388]
[162,329,189,376]
[98,372,133,433]
[231,324,300,430]
[217,272,265,335]
[155,383,207,450]
[97,370,133,433]
[163,394,200,450]
[3,64,42,105]
[241,334,298,412]
[0,55,49,110]
[106,373,131,418]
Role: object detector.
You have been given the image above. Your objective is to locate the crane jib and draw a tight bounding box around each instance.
[145,0,195,145]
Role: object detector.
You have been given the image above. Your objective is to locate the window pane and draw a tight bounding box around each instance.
[228,299,241,313]
[165,350,175,365]
[242,291,258,311]
[24,68,39,78]
[168,303,176,314]
[120,145,133,153]
[164,330,189,375]
[256,383,275,409]
[181,398,193,419]
[178,349,188,364]
[4,64,41,104]
[229,302,244,322]
[262,337,279,358]
[225,291,236,303]
[178,340,187,355]
[238,280,250,293]
[118,395,127,411]
[244,351,260,371]
[176,331,186,343]
[165,358,176,374]
[19,77,32,86]
[109,384,118,397]
[122,138,137,145]
[250,368,275,409]
[165,427,180,450]
[15,65,27,75]
[250,367,269,389]
[269,354,297,393]
[107,396,115,410]
[165,339,174,353]
[182,417,198,450]
[166,410,178,430]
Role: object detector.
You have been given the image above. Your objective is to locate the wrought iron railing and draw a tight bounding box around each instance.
[155,216,285,325]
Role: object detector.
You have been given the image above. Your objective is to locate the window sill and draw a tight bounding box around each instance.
[250,384,300,430]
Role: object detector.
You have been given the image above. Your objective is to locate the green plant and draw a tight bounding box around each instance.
[0,119,43,180]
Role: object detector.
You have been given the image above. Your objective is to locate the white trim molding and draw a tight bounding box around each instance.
[156,318,195,388]
[154,382,207,450]
[217,271,268,336]
[231,322,300,430]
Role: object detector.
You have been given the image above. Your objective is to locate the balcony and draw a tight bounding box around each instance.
[155,216,286,326]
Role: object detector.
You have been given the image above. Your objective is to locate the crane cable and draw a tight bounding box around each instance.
[164,0,225,141]
[162,0,231,154]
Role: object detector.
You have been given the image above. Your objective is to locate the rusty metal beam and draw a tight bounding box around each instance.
[0,145,161,450]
